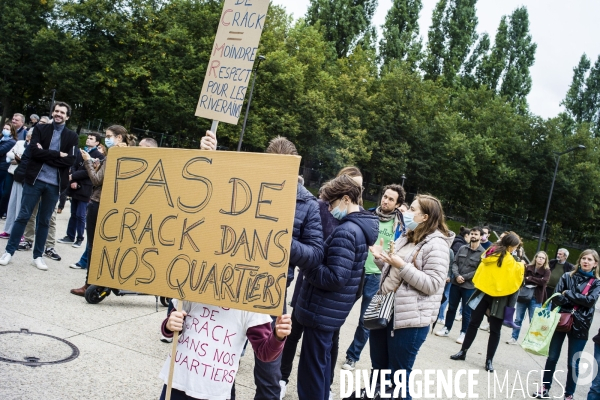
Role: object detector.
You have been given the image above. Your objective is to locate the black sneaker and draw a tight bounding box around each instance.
[18,240,32,251]
[57,236,75,244]
[72,240,83,248]
[44,247,61,261]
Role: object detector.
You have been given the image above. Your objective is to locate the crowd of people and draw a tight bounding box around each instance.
[2,103,600,400]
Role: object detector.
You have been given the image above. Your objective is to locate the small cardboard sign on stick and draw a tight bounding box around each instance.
[195,0,270,125]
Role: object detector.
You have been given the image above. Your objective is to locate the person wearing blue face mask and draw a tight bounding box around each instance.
[294,175,379,400]
[0,123,18,217]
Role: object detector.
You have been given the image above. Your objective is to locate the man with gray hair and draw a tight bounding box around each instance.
[547,248,574,300]
[28,114,40,135]
[11,114,28,140]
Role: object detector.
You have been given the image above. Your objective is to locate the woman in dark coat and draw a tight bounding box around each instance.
[0,122,18,209]
[533,249,600,400]
[295,175,378,400]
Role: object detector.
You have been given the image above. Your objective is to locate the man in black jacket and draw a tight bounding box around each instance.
[57,133,104,248]
[547,248,575,300]
[0,102,78,270]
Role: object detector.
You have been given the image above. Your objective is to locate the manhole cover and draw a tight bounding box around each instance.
[0,328,79,367]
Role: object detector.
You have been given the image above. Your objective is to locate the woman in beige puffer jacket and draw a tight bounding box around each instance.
[368,194,454,400]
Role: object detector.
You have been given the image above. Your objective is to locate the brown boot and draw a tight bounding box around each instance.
[70,284,89,297]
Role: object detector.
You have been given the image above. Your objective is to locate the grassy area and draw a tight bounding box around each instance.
[446,219,582,264]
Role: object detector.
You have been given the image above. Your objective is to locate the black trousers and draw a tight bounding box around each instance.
[461,294,503,361]
[58,189,68,209]
[280,308,340,386]
[84,201,99,283]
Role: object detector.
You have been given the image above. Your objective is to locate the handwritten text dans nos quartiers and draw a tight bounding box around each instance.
[96,156,290,310]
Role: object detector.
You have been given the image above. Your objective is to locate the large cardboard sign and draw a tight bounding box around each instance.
[88,148,300,315]
[195,0,270,124]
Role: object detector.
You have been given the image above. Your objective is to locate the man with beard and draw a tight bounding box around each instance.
[341,184,405,371]
[0,102,78,270]
[480,226,493,250]
[435,226,485,344]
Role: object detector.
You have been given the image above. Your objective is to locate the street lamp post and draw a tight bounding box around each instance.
[237,55,266,152]
[536,145,586,253]
[401,174,406,188]
[50,89,56,114]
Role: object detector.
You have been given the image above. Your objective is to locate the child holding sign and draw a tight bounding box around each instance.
[159,300,291,400]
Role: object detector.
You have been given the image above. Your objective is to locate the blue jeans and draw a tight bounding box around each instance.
[542,330,588,396]
[445,285,475,333]
[511,299,541,340]
[346,273,381,362]
[298,327,333,400]
[6,181,59,258]
[77,248,88,269]
[369,323,429,400]
[66,199,88,241]
[438,282,451,320]
[588,342,600,400]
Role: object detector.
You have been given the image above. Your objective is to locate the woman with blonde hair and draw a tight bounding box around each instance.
[507,251,551,345]
[368,194,454,399]
[533,249,600,400]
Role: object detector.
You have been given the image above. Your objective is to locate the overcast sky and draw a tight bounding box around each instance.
[269,0,600,119]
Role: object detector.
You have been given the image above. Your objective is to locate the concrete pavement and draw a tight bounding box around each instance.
[0,208,597,399]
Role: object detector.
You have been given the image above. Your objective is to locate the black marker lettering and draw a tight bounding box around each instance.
[255,181,285,222]
[114,157,148,203]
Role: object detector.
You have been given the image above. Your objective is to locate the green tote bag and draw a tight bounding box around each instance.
[520,293,562,357]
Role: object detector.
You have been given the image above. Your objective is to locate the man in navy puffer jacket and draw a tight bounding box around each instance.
[295,175,379,400]
[252,137,324,400]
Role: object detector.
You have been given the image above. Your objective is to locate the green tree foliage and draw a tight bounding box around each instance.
[563,53,600,132]
[1,0,599,246]
[379,0,423,68]
[422,0,479,85]
[465,7,536,112]
[305,0,377,58]
[0,0,56,120]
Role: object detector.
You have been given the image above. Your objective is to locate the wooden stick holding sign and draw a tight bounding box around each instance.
[165,298,186,400]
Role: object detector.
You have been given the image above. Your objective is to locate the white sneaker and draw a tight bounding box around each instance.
[506,337,518,345]
[479,322,490,331]
[455,314,463,321]
[279,380,287,399]
[436,318,445,325]
[329,390,333,400]
[435,327,449,337]
[456,332,465,344]
[160,334,173,343]
[0,251,11,265]
[33,257,48,271]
